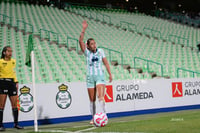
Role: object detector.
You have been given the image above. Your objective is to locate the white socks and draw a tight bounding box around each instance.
[90,100,106,117]
[99,100,106,113]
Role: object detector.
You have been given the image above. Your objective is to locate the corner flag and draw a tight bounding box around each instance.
[25,34,34,67]
[25,34,38,132]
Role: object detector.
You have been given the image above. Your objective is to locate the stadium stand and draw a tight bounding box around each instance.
[0,2,200,84]
[159,11,200,28]
[68,5,200,48]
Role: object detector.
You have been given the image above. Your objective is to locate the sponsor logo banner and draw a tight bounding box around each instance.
[115,82,154,101]
[172,81,200,98]
[172,82,183,97]
[104,85,113,103]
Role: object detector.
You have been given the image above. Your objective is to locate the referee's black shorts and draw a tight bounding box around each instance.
[0,78,17,96]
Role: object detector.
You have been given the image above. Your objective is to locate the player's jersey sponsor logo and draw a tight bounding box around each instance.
[172,82,183,97]
[18,86,34,112]
[104,85,113,102]
[56,84,72,109]
[91,57,99,62]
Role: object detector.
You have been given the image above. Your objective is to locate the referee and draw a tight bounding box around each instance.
[0,46,23,131]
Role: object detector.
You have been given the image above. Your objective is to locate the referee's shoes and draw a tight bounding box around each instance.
[14,124,24,129]
[0,126,5,132]
[0,125,23,132]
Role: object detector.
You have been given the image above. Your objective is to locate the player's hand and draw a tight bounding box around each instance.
[82,20,88,30]
[109,75,112,83]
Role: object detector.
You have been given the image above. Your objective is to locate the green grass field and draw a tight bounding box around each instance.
[4,109,200,133]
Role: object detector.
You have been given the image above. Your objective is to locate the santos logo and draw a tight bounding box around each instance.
[104,85,113,103]
[172,82,183,97]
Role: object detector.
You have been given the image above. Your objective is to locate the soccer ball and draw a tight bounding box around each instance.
[93,113,108,127]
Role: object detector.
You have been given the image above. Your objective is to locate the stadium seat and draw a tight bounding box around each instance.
[0,1,200,84]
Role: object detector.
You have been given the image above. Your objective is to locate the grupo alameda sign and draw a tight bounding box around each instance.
[172,81,200,98]
[114,80,154,101]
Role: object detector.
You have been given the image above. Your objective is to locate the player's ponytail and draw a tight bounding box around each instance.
[1,46,11,59]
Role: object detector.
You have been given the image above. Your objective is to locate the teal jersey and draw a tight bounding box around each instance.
[84,48,105,76]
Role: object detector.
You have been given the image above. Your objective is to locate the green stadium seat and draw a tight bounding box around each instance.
[1,1,200,83]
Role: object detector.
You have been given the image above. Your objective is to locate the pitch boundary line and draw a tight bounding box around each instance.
[73,124,93,128]
[38,129,71,133]
[74,127,97,132]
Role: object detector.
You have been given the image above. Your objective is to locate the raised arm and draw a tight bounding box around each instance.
[102,57,113,83]
[79,20,88,53]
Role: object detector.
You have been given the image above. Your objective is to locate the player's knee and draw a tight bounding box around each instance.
[91,99,96,102]
[11,101,17,108]
[90,97,96,102]
[98,96,104,101]
[11,103,17,108]
[0,104,5,109]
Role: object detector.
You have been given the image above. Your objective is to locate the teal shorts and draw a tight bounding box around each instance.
[86,75,106,88]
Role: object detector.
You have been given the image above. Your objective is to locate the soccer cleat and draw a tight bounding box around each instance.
[89,119,94,125]
[0,126,5,131]
[14,124,24,129]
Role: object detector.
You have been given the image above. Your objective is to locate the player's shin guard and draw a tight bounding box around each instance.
[90,102,96,116]
[0,109,3,127]
[12,108,18,125]
[99,100,106,113]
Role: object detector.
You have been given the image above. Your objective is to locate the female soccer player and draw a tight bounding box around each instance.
[0,46,23,131]
[79,20,112,124]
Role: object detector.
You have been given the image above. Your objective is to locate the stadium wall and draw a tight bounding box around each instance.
[3,78,200,128]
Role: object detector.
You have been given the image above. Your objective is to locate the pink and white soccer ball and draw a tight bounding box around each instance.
[93,112,108,127]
